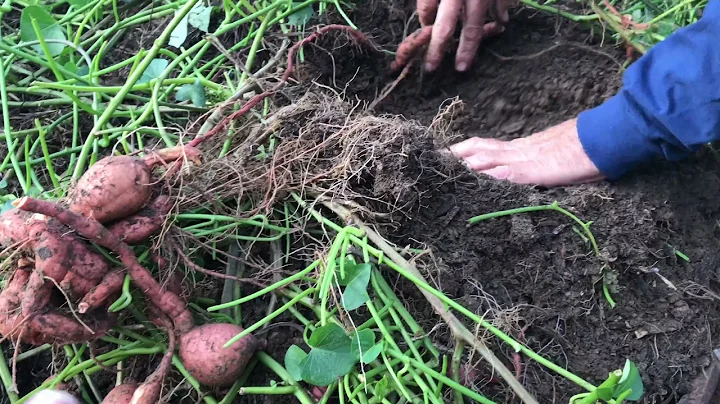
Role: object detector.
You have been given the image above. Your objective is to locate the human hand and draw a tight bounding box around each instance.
[418,0,510,72]
[26,389,80,404]
[448,119,605,187]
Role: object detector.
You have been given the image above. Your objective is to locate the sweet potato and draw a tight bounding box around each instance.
[15,198,195,332]
[179,323,261,387]
[131,313,175,404]
[68,155,154,224]
[68,146,200,224]
[391,26,432,72]
[101,383,138,404]
[0,269,31,340]
[78,269,125,314]
[108,195,172,244]
[0,208,29,246]
[29,310,114,345]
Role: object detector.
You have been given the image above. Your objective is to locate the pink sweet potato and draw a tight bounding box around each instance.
[68,155,154,224]
[0,208,30,246]
[179,323,261,387]
[68,146,200,224]
[101,383,138,404]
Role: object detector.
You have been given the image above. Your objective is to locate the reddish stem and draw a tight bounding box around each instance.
[187,25,371,148]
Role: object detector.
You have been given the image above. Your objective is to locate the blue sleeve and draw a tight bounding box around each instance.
[576,0,720,179]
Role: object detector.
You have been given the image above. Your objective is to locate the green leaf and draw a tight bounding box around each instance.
[138,59,168,84]
[188,4,212,32]
[64,61,77,73]
[176,80,206,107]
[287,3,315,26]
[169,12,188,48]
[20,5,67,57]
[350,329,375,359]
[339,262,371,310]
[614,360,644,401]
[300,323,356,386]
[284,345,307,382]
[361,342,384,364]
[1,200,15,214]
[374,375,389,398]
[170,3,213,48]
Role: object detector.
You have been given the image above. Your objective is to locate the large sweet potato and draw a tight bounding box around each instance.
[179,323,261,387]
[68,156,154,224]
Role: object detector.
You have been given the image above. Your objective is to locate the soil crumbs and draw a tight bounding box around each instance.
[294,1,720,404]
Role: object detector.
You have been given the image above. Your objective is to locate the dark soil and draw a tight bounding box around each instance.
[293,1,720,403]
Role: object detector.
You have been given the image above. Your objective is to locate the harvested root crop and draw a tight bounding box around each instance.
[178,323,262,387]
[101,383,138,404]
[68,146,199,223]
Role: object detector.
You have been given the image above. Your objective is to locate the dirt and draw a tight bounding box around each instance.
[289,1,720,403]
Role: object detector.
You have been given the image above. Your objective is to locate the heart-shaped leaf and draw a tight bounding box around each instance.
[284,345,307,382]
[138,58,169,84]
[20,5,67,57]
[298,323,357,386]
[338,262,371,310]
[176,79,206,107]
[188,4,212,32]
[287,3,315,26]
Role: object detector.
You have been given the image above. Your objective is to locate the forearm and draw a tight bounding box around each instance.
[576,0,720,179]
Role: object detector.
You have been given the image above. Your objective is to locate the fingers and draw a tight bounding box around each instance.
[456,0,488,71]
[449,137,507,158]
[27,390,80,404]
[425,0,463,72]
[418,0,439,26]
[493,0,510,24]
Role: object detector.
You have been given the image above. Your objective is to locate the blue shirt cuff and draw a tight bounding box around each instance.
[577,93,660,180]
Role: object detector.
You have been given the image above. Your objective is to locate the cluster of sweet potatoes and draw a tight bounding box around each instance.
[0,146,261,402]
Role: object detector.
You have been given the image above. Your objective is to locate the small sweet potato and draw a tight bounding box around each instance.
[78,269,125,314]
[0,269,30,340]
[179,323,261,387]
[101,383,138,404]
[391,26,432,72]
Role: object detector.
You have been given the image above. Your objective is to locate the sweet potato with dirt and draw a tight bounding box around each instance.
[68,146,200,223]
[0,208,29,246]
[0,269,31,340]
[179,323,261,387]
[107,195,172,244]
[101,383,138,404]
[391,26,432,72]
[15,198,195,332]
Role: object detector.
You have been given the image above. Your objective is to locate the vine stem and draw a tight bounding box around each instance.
[317,200,540,404]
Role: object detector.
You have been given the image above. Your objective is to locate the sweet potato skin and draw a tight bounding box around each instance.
[101,383,138,404]
[179,323,260,387]
[69,156,153,223]
[0,208,30,246]
[108,195,172,244]
[391,26,432,72]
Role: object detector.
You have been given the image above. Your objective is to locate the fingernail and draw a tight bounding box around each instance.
[424,62,435,72]
[456,62,468,72]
